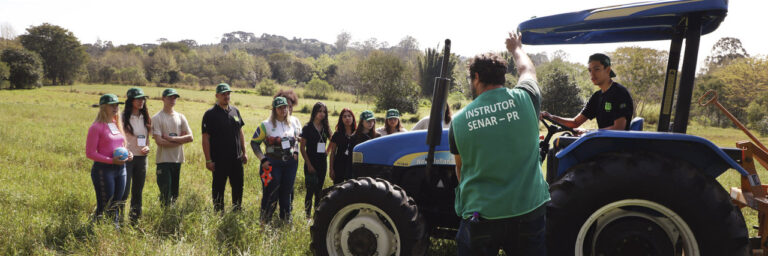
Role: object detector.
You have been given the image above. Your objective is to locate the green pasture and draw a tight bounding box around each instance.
[0,84,765,255]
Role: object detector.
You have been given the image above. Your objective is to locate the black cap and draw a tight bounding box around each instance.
[589,53,616,78]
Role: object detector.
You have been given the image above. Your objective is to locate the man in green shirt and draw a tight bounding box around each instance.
[449,32,549,255]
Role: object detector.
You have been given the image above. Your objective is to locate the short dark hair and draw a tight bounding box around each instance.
[469,53,508,86]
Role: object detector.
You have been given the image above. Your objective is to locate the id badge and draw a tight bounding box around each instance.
[317,142,326,153]
[281,137,291,149]
[137,135,147,147]
[169,133,178,136]
[345,149,349,156]
[108,123,120,135]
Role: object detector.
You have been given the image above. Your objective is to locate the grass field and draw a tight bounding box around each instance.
[0,84,766,255]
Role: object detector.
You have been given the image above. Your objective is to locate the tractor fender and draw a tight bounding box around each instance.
[554,130,747,179]
[353,129,455,167]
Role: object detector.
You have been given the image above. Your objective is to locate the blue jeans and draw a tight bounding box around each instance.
[456,205,546,256]
[91,162,126,223]
[260,157,298,222]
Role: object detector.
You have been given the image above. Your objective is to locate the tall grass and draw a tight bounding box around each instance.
[1,84,766,254]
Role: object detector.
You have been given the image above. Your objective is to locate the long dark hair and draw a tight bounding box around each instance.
[335,108,356,134]
[385,117,402,134]
[122,96,151,135]
[307,102,331,139]
[354,118,378,140]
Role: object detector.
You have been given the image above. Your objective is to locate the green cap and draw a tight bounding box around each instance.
[360,110,375,121]
[162,88,180,98]
[386,109,400,119]
[273,96,288,108]
[126,87,147,99]
[589,53,616,78]
[96,94,124,106]
[216,83,232,94]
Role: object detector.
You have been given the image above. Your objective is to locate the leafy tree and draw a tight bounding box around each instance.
[159,42,190,54]
[335,32,351,52]
[358,51,419,113]
[704,37,749,73]
[144,48,179,83]
[610,47,667,116]
[329,51,362,93]
[0,61,9,88]
[256,78,278,96]
[1,48,43,89]
[305,75,333,99]
[18,23,88,85]
[417,47,457,97]
[396,35,419,58]
[540,67,584,117]
[711,57,768,123]
[217,50,254,86]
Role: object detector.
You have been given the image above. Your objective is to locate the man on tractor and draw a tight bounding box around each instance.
[541,53,634,133]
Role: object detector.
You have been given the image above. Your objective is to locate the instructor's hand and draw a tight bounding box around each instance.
[241,154,248,165]
[506,32,523,52]
[206,162,215,172]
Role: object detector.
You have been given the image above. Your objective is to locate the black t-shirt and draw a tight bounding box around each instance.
[330,130,353,167]
[581,82,634,130]
[202,104,245,162]
[301,124,329,158]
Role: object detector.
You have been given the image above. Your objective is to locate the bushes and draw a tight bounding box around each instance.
[256,79,277,96]
[304,76,333,99]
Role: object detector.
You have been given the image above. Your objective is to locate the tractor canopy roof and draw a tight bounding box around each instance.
[518,0,728,45]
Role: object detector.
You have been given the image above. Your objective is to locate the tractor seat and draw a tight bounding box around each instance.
[629,117,644,131]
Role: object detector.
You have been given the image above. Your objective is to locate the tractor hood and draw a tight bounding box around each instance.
[518,0,728,45]
[353,129,455,167]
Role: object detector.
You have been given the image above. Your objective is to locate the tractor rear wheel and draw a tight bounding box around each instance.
[547,152,748,256]
[310,177,428,256]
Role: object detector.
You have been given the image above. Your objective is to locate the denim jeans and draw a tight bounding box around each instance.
[260,157,298,222]
[122,156,147,221]
[157,162,181,206]
[456,204,546,256]
[91,162,126,223]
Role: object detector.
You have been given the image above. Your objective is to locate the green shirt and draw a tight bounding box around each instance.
[449,79,550,219]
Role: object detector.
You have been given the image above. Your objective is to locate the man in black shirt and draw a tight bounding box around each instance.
[202,83,248,212]
[542,53,634,133]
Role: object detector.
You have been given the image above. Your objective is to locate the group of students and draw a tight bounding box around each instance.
[86,87,191,226]
[84,83,414,226]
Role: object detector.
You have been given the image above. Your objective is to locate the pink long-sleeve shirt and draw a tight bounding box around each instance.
[86,121,126,164]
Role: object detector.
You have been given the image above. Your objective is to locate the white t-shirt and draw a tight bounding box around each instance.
[411,116,450,130]
[126,114,149,156]
[152,110,192,163]
[376,126,408,136]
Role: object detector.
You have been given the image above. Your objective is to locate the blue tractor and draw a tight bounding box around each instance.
[311,0,756,255]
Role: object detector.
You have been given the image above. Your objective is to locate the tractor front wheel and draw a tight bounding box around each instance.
[310,177,428,256]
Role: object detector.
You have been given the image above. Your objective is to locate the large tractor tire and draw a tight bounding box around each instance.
[547,152,748,256]
[311,177,428,256]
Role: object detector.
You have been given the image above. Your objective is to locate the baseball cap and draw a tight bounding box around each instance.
[162,88,180,98]
[589,53,617,78]
[273,96,288,108]
[94,93,124,107]
[216,83,232,94]
[360,110,375,121]
[126,87,147,99]
[386,109,400,119]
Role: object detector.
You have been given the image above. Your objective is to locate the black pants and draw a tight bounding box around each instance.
[157,162,181,206]
[212,159,244,212]
[122,155,147,221]
[304,156,327,217]
[456,204,546,256]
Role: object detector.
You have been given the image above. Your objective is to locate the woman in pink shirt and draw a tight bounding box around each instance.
[86,94,133,226]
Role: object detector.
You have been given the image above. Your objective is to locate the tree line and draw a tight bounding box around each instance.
[0,24,765,134]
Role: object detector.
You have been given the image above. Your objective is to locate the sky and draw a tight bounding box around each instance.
[1,0,766,68]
